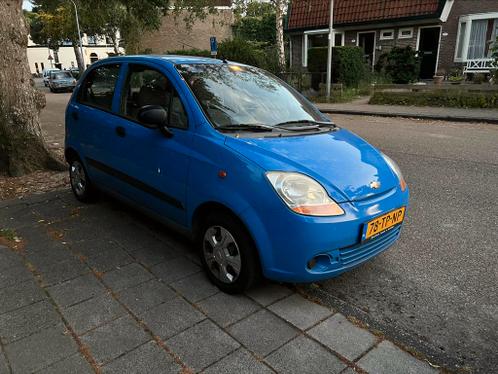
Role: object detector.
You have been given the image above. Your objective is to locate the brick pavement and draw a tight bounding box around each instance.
[0,190,440,373]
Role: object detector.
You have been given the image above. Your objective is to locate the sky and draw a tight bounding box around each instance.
[23,1,33,11]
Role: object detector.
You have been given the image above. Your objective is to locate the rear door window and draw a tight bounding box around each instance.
[78,64,120,111]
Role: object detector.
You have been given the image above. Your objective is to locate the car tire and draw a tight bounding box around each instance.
[49,86,54,92]
[69,158,98,203]
[198,211,261,294]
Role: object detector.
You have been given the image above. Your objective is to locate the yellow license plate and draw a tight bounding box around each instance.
[363,207,405,241]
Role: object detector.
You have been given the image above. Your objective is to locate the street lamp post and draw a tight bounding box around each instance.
[326,0,334,101]
[68,0,84,70]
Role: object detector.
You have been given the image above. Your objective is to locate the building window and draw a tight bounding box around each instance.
[398,28,414,39]
[87,35,97,45]
[380,29,394,40]
[454,13,498,61]
[303,31,344,67]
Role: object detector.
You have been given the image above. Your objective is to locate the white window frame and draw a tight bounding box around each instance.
[398,28,414,39]
[380,29,395,40]
[454,12,498,62]
[302,29,345,68]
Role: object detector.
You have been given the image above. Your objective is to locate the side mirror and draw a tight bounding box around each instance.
[137,105,173,137]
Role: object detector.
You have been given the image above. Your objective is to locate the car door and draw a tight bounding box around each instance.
[66,63,124,189]
[109,62,193,226]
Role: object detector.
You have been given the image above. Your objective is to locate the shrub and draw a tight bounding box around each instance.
[217,38,266,67]
[369,90,498,109]
[332,47,367,88]
[376,47,421,83]
[307,46,366,88]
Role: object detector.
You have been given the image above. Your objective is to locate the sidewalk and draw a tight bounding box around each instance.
[316,99,498,124]
[0,190,440,374]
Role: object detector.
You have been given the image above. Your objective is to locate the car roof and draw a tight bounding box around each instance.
[91,54,225,67]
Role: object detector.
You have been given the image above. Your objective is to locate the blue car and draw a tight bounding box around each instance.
[65,55,409,293]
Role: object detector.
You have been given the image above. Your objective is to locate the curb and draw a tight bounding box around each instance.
[317,108,498,125]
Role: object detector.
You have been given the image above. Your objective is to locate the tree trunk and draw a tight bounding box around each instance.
[275,0,286,70]
[0,1,64,176]
[73,43,85,72]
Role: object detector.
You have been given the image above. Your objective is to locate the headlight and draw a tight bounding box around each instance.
[382,153,407,191]
[266,172,344,216]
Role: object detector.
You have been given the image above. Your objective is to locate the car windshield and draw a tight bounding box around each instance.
[52,72,72,79]
[176,63,328,129]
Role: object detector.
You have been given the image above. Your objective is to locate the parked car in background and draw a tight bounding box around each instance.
[48,71,77,92]
[65,55,409,293]
[42,68,60,86]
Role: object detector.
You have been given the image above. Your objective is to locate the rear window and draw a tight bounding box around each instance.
[78,64,120,111]
[51,72,72,79]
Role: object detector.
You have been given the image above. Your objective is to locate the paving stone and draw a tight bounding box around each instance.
[0,247,23,271]
[228,310,298,357]
[24,242,74,267]
[150,257,201,284]
[340,368,359,374]
[63,294,126,335]
[71,239,125,259]
[117,279,176,315]
[170,272,218,303]
[140,297,205,340]
[0,261,33,289]
[0,300,60,343]
[265,335,346,374]
[4,324,78,374]
[102,341,180,374]
[86,247,134,273]
[308,313,377,361]
[357,341,438,374]
[203,348,273,374]
[166,319,239,372]
[102,263,153,291]
[130,245,179,267]
[47,273,106,308]
[197,293,260,327]
[15,225,53,251]
[36,257,90,286]
[80,315,149,365]
[268,294,333,330]
[35,353,94,374]
[0,279,46,314]
[246,283,293,306]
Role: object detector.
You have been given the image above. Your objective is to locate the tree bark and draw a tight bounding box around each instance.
[274,0,286,70]
[73,43,85,72]
[0,1,64,176]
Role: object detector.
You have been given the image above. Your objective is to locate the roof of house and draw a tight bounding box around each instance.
[287,0,446,31]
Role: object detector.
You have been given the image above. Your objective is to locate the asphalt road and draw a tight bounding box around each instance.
[37,85,498,373]
[308,114,498,374]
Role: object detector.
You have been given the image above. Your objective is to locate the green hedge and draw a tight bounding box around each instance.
[376,47,420,84]
[369,91,498,108]
[307,46,366,87]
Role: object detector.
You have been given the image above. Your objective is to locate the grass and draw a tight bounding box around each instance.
[0,228,18,242]
[313,85,373,103]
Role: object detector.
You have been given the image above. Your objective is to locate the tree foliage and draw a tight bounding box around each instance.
[376,46,421,84]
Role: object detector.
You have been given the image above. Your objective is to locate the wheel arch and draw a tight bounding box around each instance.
[64,147,79,163]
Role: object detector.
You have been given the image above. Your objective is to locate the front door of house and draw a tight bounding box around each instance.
[358,32,375,70]
[418,27,441,79]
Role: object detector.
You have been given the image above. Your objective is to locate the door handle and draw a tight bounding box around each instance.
[115,126,126,137]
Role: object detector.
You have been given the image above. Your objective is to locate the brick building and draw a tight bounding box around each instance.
[287,0,498,78]
[140,2,233,54]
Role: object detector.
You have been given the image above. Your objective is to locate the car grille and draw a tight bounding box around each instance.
[339,226,401,266]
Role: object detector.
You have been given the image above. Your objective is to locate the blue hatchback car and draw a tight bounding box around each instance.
[65,55,409,293]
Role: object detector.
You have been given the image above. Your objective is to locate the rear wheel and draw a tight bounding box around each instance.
[199,212,260,294]
[69,159,97,203]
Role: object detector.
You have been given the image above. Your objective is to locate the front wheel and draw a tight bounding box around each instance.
[199,212,261,294]
[69,159,97,203]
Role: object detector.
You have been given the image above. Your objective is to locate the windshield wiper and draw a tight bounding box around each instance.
[216,124,274,132]
[274,120,337,130]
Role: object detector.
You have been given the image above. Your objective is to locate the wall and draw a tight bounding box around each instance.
[140,10,233,53]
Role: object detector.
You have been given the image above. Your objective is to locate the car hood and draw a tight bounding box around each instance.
[225,129,398,203]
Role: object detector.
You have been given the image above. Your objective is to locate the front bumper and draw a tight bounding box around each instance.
[242,186,409,283]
